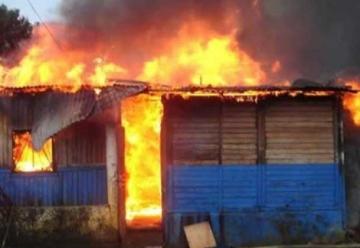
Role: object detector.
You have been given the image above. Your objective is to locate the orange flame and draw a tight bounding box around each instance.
[0,25,127,92]
[121,21,272,227]
[139,22,266,86]
[13,132,53,172]
[122,95,163,228]
[0,21,282,228]
[344,93,360,125]
[343,80,360,125]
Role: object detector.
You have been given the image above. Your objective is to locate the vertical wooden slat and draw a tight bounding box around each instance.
[218,102,223,165]
[117,124,126,242]
[169,98,221,165]
[54,122,106,167]
[221,102,257,165]
[257,102,266,164]
[0,112,11,168]
[333,97,339,164]
[161,96,169,244]
[264,98,335,164]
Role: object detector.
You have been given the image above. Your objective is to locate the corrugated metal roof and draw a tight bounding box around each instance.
[32,90,96,150]
[0,79,148,95]
[94,81,147,114]
[30,81,146,150]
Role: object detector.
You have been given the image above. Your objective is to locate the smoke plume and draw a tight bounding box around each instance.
[58,0,360,83]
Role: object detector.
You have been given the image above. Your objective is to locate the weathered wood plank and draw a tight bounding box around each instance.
[265,127,333,133]
[173,159,219,165]
[222,159,257,164]
[55,121,106,167]
[222,154,257,160]
[222,128,257,134]
[266,147,334,153]
[221,103,257,165]
[266,112,333,118]
[266,116,333,122]
[267,157,334,163]
[266,122,333,128]
[266,132,332,138]
[222,144,256,150]
[173,134,218,140]
[265,99,335,164]
[267,143,334,149]
[222,122,256,128]
[223,132,257,138]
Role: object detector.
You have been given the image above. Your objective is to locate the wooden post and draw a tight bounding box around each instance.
[218,100,223,165]
[106,109,119,232]
[257,101,266,164]
[336,95,345,166]
[116,101,127,242]
[161,96,172,244]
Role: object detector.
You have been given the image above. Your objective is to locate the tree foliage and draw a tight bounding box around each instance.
[0,4,32,55]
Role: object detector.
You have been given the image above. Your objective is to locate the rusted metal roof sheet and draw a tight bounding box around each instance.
[150,85,354,94]
[32,90,95,150]
[28,80,147,150]
[149,78,355,94]
[94,81,147,114]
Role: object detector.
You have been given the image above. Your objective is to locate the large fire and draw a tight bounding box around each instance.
[13,132,53,172]
[122,95,163,228]
[0,25,126,91]
[0,19,272,227]
[139,22,266,86]
[2,8,357,229]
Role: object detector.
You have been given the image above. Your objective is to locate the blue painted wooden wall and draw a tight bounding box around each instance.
[0,165,107,206]
[165,164,345,247]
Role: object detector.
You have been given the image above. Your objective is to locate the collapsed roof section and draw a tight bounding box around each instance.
[0,80,147,150]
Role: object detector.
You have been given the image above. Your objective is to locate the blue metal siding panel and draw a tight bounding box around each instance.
[222,166,257,211]
[61,168,79,205]
[223,210,343,247]
[59,166,107,206]
[264,164,336,209]
[10,173,61,206]
[166,163,345,247]
[0,165,106,206]
[169,165,258,212]
[170,166,220,212]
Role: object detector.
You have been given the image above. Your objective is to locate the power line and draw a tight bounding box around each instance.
[26,0,64,51]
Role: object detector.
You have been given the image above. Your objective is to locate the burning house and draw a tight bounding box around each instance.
[0,80,354,248]
[2,1,360,247]
[161,85,350,247]
[0,82,146,246]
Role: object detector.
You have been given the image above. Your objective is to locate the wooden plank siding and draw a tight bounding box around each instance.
[170,99,221,165]
[0,112,11,168]
[168,98,257,165]
[166,97,337,166]
[221,103,257,164]
[54,121,106,167]
[2,94,106,169]
[11,95,33,131]
[265,100,335,164]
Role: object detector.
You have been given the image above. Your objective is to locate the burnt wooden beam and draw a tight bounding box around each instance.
[116,115,126,242]
[218,101,223,165]
[257,101,266,164]
[160,96,170,243]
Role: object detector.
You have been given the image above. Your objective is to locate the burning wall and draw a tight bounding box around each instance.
[162,92,344,246]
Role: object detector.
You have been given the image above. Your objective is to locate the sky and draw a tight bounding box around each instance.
[0,0,60,23]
